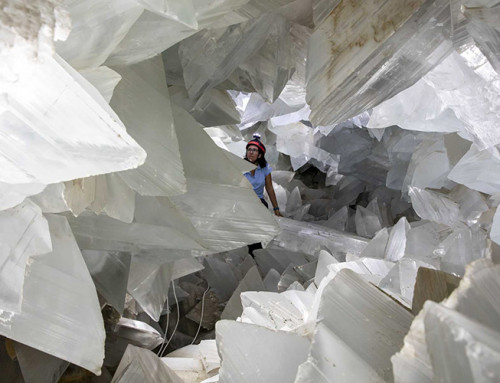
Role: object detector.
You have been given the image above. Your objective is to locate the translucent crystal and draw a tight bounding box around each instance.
[368,79,465,133]
[14,341,69,383]
[449,185,489,226]
[180,17,275,100]
[221,266,265,320]
[0,53,146,184]
[0,200,52,313]
[385,217,411,262]
[169,86,240,127]
[0,182,46,211]
[135,0,198,28]
[202,257,239,302]
[409,187,460,227]
[30,183,69,214]
[424,301,500,383]
[379,258,436,306]
[110,56,186,197]
[271,216,369,257]
[448,144,500,195]
[216,320,310,383]
[67,213,206,253]
[113,317,163,350]
[360,228,389,259]
[492,207,500,247]
[55,0,143,69]
[237,14,295,103]
[112,344,183,383]
[0,214,105,374]
[307,0,452,125]
[79,66,122,103]
[82,250,131,313]
[162,340,220,381]
[424,49,500,150]
[355,205,382,238]
[435,226,489,276]
[402,135,452,193]
[169,106,280,251]
[128,257,203,320]
[240,290,314,333]
[297,269,414,382]
[253,248,310,276]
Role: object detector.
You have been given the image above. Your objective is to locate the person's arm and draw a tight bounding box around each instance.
[265,173,282,216]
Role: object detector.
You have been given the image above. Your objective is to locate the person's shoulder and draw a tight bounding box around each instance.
[264,163,272,174]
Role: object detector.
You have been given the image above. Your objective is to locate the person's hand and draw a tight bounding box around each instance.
[274,209,282,217]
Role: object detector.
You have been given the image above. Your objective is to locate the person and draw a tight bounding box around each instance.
[244,134,281,256]
[244,133,282,216]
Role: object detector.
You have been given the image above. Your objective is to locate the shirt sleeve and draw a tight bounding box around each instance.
[264,164,272,177]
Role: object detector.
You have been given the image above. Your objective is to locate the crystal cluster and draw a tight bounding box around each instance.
[1,0,500,382]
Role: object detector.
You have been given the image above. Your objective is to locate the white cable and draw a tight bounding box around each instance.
[161,280,180,357]
[191,286,210,345]
[157,295,170,357]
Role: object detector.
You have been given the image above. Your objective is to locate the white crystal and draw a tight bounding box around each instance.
[216,320,310,383]
[0,182,46,211]
[0,54,146,184]
[112,344,183,383]
[409,187,460,227]
[0,214,105,374]
[110,56,186,196]
[297,269,414,382]
[55,0,143,69]
[0,200,52,313]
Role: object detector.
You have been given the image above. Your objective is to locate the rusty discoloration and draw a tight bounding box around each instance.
[323,0,426,81]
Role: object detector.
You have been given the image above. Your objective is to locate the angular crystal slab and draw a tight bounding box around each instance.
[82,250,131,314]
[0,215,105,374]
[298,269,414,382]
[112,344,183,383]
[216,320,310,383]
[0,182,46,211]
[409,187,460,227]
[0,54,146,184]
[110,56,186,197]
[55,0,143,69]
[0,200,52,313]
[307,0,452,126]
[270,217,369,257]
[14,341,69,383]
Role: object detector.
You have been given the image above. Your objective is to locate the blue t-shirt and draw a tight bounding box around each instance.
[244,164,272,199]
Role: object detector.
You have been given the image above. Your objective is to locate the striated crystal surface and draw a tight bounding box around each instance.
[0,54,146,184]
[409,187,460,227]
[271,216,369,257]
[112,344,183,383]
[307,0,452,126]
[110,56,186,197]
[424,301,500,383]
[55,0,143,69]
[0,214,105,374]
[217,320,309,383]
[0,200,52,313]
[297,269,414,382]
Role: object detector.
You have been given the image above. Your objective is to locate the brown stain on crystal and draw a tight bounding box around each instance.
[324,0,425,82]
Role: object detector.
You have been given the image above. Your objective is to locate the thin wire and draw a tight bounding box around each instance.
[160,280,180,357]
[191,286,210,345]
[157,295,170,356]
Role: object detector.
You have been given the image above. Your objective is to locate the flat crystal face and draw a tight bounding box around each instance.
[3,1,500,381]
